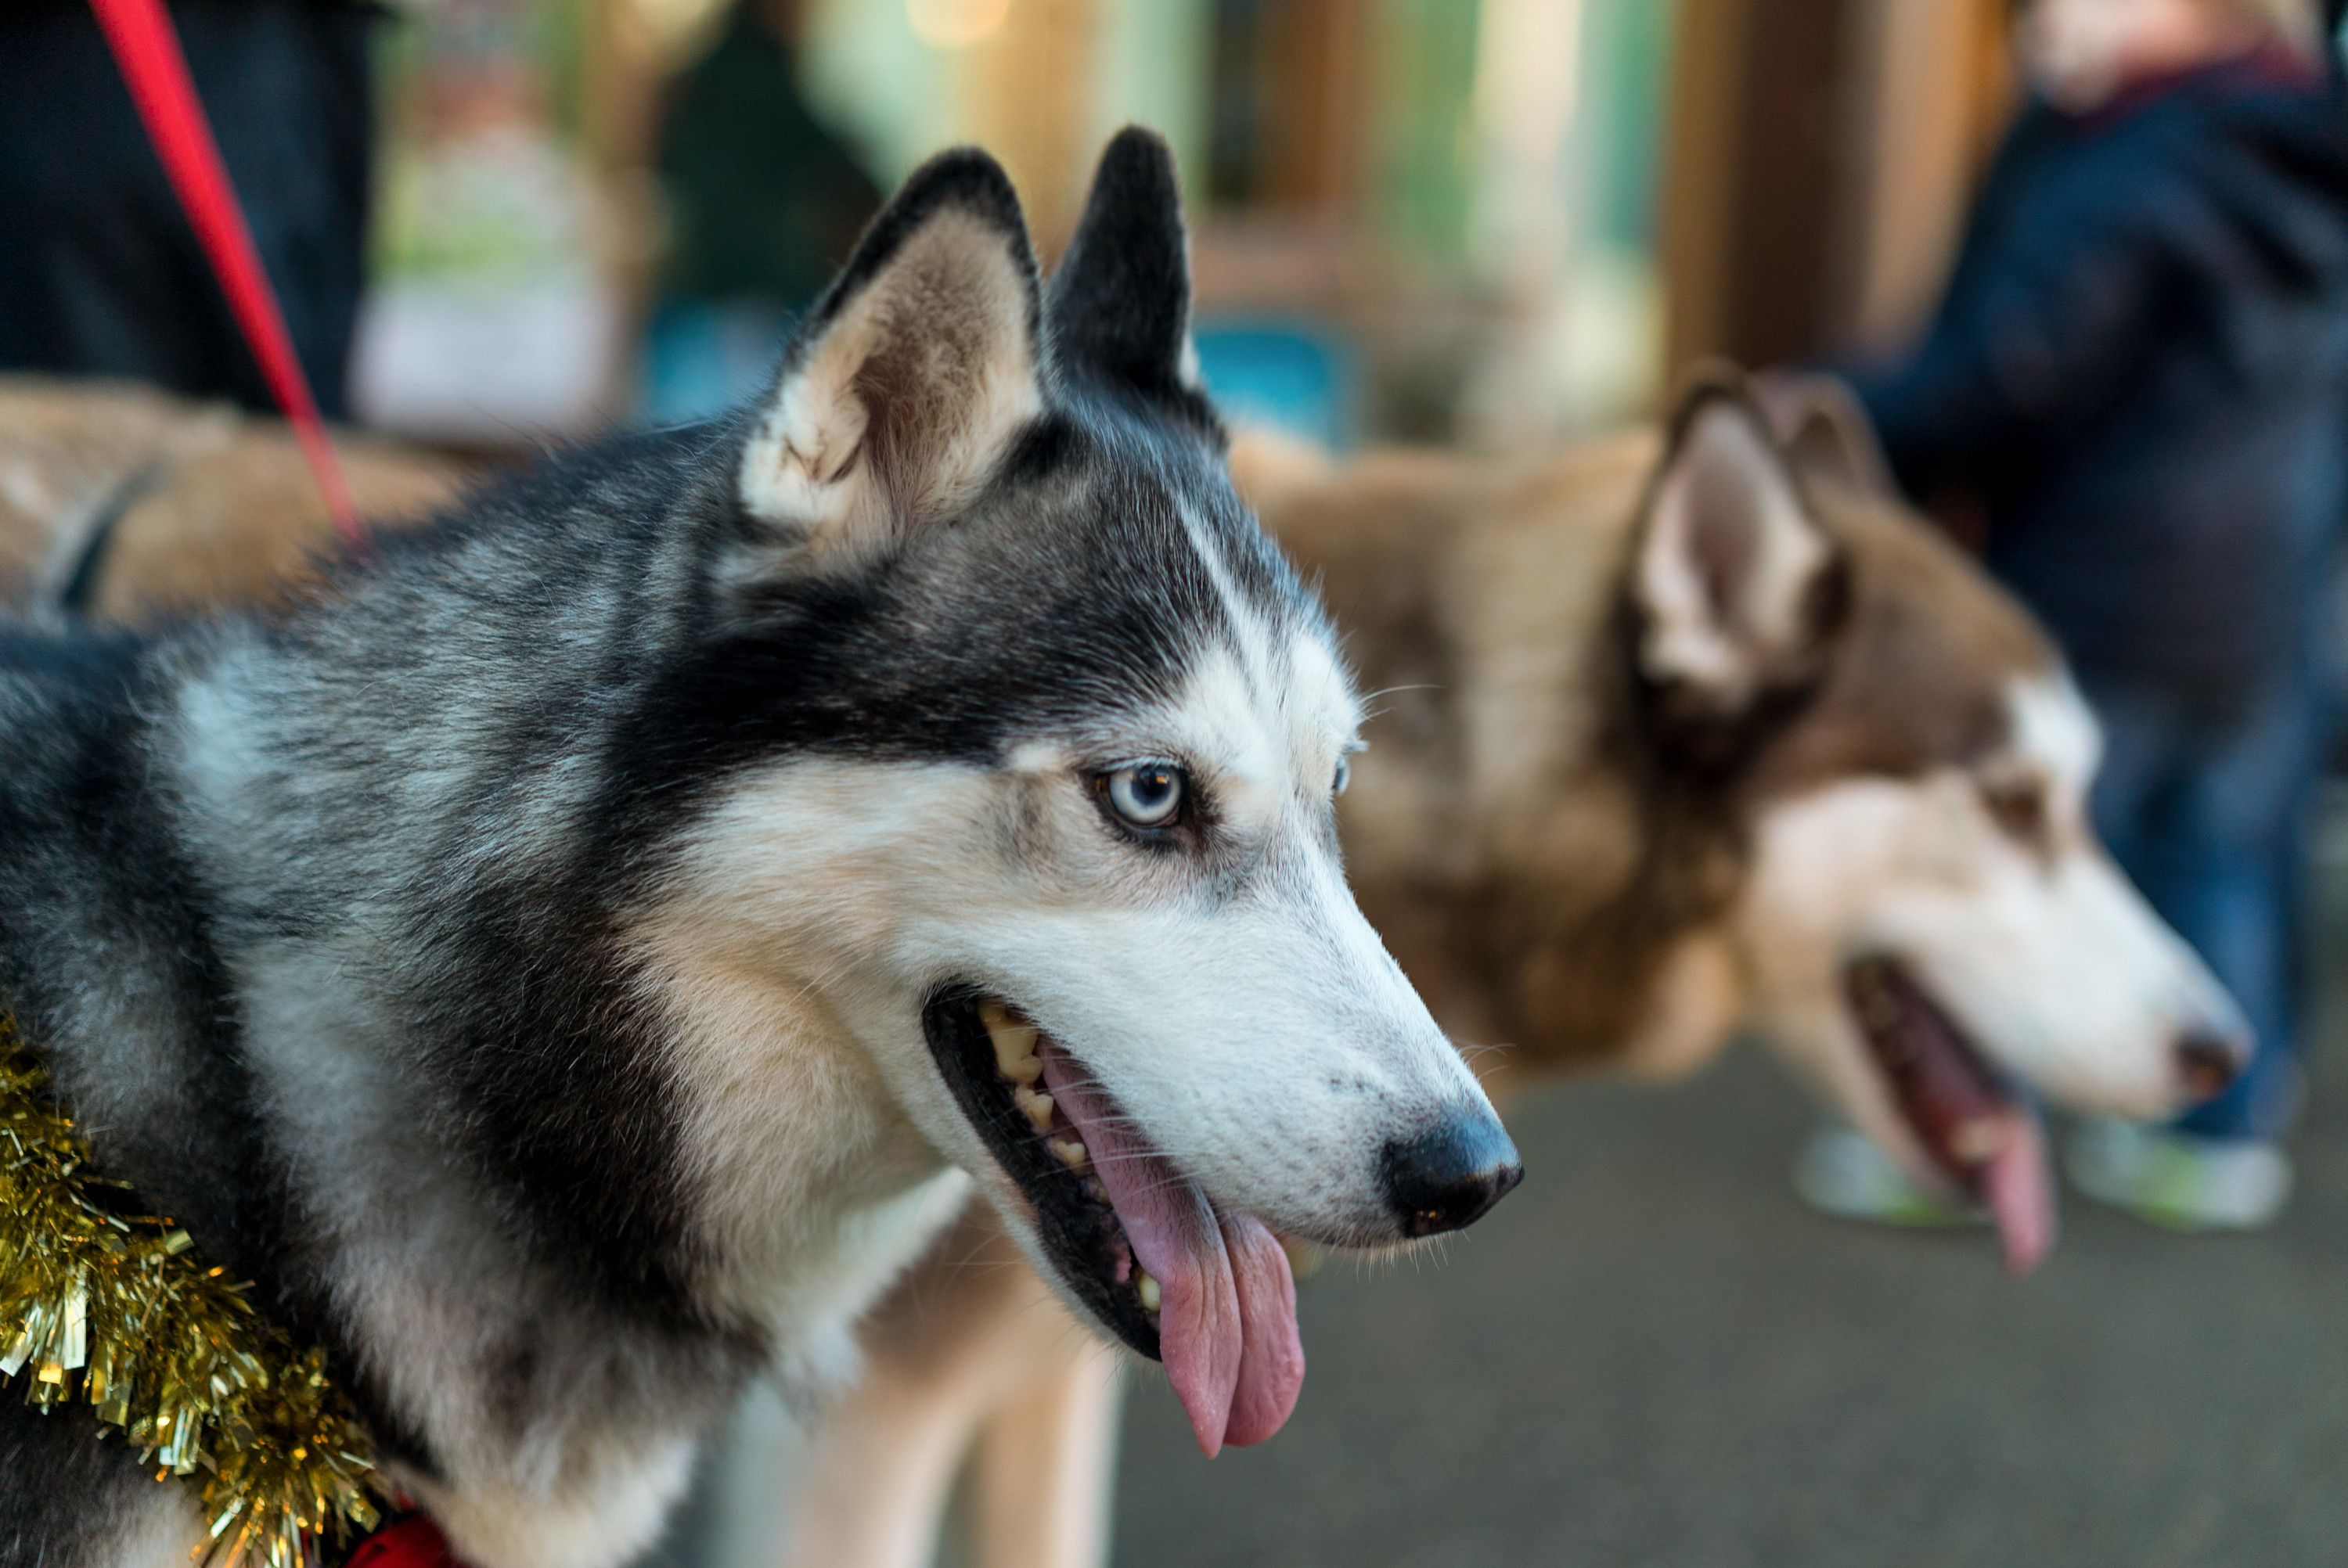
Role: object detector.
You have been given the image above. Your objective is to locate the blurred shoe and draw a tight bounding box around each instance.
[2064,1117,2292,1230]
[1792,1124,1982,1228]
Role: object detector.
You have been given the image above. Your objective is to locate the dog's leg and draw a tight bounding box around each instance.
[967,1336,1125,1568]
[776,1202,1118,1568]
[772,1350,989,1568]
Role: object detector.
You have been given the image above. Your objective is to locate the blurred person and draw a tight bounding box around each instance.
[1802,0,2348,1231]
[640,0,880,423]
[0,0,376,419]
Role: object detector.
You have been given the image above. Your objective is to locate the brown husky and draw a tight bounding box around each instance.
[0,371,2241,1567]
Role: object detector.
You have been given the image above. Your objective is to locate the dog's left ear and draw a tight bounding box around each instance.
[1759,372,1897,500]
[736,147,1046,565]
[1631,383,1848,721]
[1048,127,1215,423]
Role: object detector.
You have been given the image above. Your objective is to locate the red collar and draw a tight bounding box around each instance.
[340,1516,465,1568]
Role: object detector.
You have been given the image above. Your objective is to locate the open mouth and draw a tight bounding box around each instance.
[1842,957,2056,1276]
[923,985,1305,1455]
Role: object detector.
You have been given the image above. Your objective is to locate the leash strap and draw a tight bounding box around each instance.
[87,0,366,550]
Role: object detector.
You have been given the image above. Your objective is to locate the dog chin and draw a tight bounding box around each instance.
[919,985,1307,1456]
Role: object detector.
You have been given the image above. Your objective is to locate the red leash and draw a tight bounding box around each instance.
[88,0,365,551]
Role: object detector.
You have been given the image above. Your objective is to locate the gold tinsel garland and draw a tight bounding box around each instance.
[0,1015,387,1568]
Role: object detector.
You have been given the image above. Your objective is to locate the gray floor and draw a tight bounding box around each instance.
[1106,830,2348,1566]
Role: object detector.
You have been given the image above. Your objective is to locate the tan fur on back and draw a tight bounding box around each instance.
[0,375,466,624]
[0,378,222,603]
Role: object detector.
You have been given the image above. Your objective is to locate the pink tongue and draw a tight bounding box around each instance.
[1039,1047,1303,1456]
[1982,1107,2057,1278]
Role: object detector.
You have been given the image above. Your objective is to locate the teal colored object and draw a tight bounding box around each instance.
[639,299,789,427]
[1191,322,1356,451]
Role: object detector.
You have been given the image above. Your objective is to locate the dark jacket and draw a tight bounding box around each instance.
[657,6,881,311]
[1848,52,2348,712]
[0,0,374,419]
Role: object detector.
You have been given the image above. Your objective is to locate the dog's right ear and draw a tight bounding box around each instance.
[1760,372,1896,500]
[1047,127,1215,424]
[736,148,1046,568]
[1631,384,1847,722]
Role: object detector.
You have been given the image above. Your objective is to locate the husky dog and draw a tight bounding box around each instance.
[1255,377,2245,1263]
[0,131,1519,1568]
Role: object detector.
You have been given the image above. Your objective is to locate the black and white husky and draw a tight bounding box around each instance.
[0,131,1518,1568]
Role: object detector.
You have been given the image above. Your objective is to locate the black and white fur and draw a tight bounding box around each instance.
[0,133,1510,1568]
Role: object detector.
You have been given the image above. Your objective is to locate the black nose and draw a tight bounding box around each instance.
[1382,1114,1524,1238]
[2176,1030,2248,1103]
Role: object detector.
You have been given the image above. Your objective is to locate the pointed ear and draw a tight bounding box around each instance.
[1758,371,1896,499]
[1047,127,1213,421]
[737,148,1046,564]
[1632,383,1848,717]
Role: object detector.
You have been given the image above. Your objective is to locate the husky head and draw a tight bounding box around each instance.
[1627,376,2249,1270]
[650,131,1515,1455]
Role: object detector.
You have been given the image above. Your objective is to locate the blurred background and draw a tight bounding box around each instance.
[341,0,2011,459]
[18,0,2348,1562]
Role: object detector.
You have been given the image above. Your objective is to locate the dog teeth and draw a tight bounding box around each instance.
[979,999,1043,1084]
[1051,1137,1090,1172]
[1136,1269,1161,1313]
[1015,1085,1056,1133]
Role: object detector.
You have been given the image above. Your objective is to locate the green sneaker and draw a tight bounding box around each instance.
[2063,1117,2292,1231]
[1792,1125,1982,1228]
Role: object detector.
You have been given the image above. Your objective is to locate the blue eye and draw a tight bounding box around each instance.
[1104,764,1184,828]
[1333,757,1352,796]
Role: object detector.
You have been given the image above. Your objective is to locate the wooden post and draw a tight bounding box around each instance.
[1661,0,2014,376]
[1834,0,2015,351]
[965,0,1104,256]
[1659,0,1756,376]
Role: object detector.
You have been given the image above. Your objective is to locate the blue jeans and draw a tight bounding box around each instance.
[2085,671,2325,1142]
